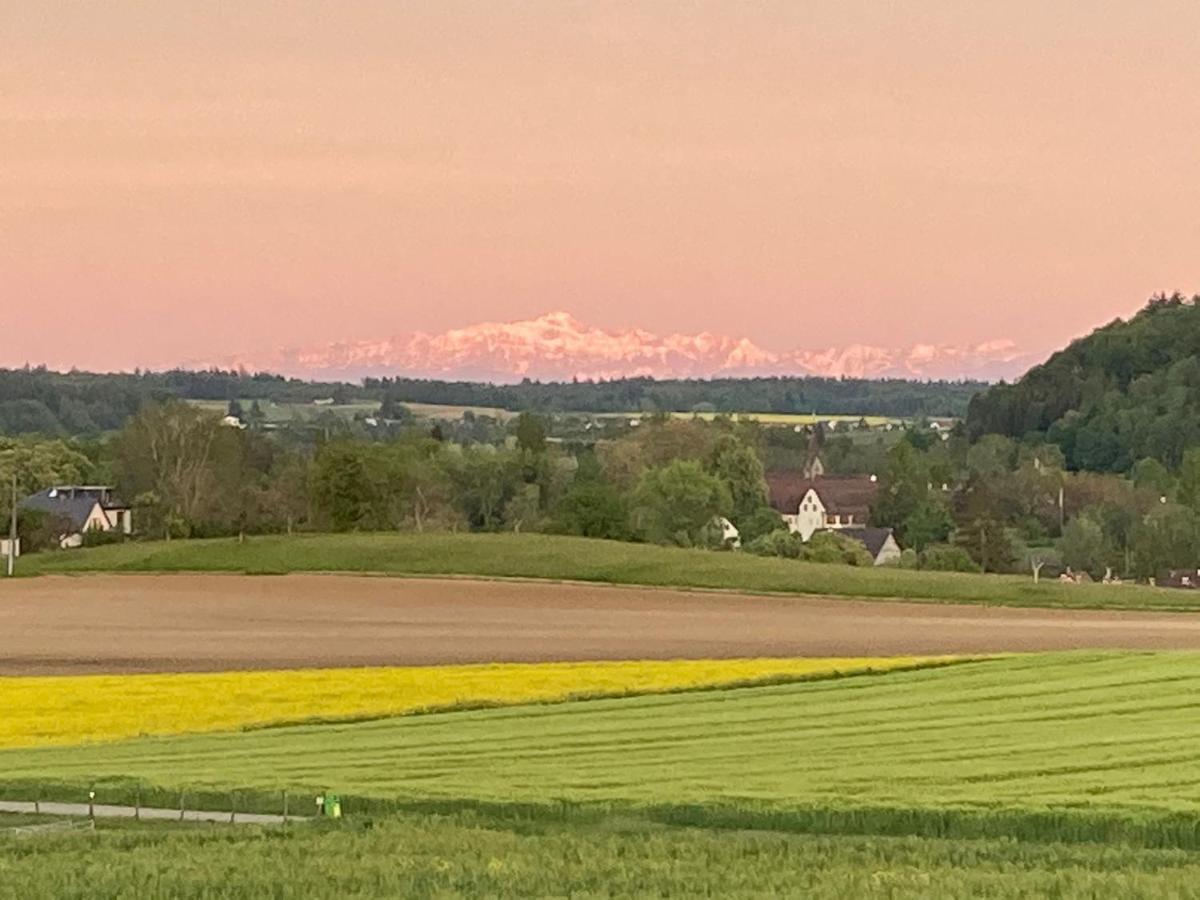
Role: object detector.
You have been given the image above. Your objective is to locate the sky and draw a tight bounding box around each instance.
[2,2,1198,374]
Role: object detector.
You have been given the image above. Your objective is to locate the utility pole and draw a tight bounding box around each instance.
[7,471,16,577]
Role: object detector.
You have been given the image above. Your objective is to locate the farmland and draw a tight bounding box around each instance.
[8,541,1200,897]
[16,531,1200,612]
[1,656,952,748]
[5,648,1200,895]
[4,813,1200,899]
[5,575,1200,677]
[5,653,1200,840]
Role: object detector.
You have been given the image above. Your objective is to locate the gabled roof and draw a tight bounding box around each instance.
[836,526,898,559]
[21,489,103,532]
[766,473,880,521]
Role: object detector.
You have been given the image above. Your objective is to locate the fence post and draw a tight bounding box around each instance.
[88,789,95,823]
[230,791,236,824]
[34,787,40,815]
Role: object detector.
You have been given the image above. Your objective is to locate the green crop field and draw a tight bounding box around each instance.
[15,532,1199,611]
[3,813,1199,899]
[5,653,1200,849]
[6,653,1200,896]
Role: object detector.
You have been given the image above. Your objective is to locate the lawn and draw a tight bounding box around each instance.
[1,811,1197,899]
[6,653,1200,848]
[15,532,1199,611]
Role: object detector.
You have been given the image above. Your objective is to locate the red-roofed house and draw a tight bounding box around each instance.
[765,472,900,565]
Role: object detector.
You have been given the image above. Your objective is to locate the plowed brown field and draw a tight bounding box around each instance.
[3,574,1200,675]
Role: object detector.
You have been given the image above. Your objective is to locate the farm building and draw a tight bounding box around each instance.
[766,473,880,541]
[766,472,901,566]
[21,485,132,549]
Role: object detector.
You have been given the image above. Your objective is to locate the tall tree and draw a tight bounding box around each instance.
[113,402,222,538]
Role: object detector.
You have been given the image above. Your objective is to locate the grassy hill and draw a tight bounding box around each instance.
[16,532,1200,611]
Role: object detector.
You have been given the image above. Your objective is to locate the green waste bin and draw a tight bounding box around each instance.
[324,793,342,818]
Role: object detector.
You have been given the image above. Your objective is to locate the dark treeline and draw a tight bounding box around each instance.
[365,375,984,418]
[0,367,983,437]
[0,369,362,436]
[967,294,1200,471]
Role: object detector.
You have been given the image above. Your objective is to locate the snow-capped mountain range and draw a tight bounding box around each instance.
[212,312,1034,382]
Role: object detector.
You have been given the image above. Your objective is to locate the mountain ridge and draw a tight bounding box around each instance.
[200,311,1034,383]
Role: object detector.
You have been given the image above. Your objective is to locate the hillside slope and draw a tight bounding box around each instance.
[966,294,1200,470]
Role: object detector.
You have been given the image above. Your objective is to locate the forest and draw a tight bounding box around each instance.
[966,293,1200,471]
[0,368,981,437]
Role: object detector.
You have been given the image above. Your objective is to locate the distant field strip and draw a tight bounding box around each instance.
[1,656,949,749]
[5,653,1198,819]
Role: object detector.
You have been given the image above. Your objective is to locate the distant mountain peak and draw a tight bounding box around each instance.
[206,311,1032,382]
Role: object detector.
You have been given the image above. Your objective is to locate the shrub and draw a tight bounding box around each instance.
[803,531,873,567]
[744,529,802,559]
[919,544,978,572]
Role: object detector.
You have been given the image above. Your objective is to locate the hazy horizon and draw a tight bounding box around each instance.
[4,3,1197,376]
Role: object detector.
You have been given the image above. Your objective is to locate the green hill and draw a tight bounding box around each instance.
[966,294,1200,471]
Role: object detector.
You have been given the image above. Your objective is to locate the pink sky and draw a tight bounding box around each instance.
[2,2,1198,375]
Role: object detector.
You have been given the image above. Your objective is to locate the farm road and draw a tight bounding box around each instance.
[0,799,300,825]
[3,575,1200,675]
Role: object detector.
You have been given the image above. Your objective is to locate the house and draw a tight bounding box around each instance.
[21,486,132,549]
[832,526,902,566]
[766,472,901,566]
[766,473,881,541]
[716,516,740,549]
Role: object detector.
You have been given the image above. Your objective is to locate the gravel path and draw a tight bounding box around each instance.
[0,799,302,825]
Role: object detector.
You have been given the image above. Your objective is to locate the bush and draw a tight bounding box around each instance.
[15,509,72,554]
[81,528,128,548]
[744,529,802,559]
[919,544,978,572]
[737,507,786,544]
[803,531,873,567]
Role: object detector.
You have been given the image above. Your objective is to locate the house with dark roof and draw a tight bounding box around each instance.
[766,472,902,566]
[21,486,132,549]
[832,526,902,566]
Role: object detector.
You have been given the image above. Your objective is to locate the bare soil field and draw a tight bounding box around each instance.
[3,575,1200,675]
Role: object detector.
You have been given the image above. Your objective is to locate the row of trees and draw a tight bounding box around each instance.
[869,426,1200,580]
[0,365,982,438]
[15,392,1200,581]
[11,402,786,551]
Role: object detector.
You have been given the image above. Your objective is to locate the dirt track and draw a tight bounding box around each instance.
[3,574,1200,675]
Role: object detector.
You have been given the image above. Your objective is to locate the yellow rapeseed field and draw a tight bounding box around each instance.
[4,656,959,749]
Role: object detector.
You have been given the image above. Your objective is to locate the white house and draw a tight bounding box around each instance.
[21,486,132,549]
[766,472,901,566]
[767,473,880,541]
[716,515,741,549]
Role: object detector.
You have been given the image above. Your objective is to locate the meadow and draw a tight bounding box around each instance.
[3,812,1200,899]
[17,532,1199,612]
[1,656,951,748]
[6,652,1200,849]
